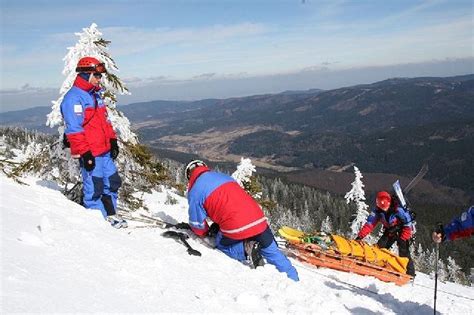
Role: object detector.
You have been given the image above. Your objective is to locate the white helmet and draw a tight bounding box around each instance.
[185,160,207,180]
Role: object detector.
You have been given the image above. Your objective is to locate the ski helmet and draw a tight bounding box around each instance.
[376,191,391,211]
[185,160,207,180]
[76,57,106,73]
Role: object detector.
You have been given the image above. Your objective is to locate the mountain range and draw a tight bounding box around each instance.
[120,74,474,198]
[2,74,473,199]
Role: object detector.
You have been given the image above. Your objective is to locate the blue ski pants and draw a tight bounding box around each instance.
[80,152,122,217]
[215,227,299,281]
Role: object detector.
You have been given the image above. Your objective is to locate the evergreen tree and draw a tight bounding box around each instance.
[232,157,262,199]
[345,166,369,238]
[446,256,468,285]
[320,216,333,233]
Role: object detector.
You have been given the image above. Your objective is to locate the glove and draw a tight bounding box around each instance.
[81,151,95,172]
[110,139,119,160]
[62,133,70,148]
[399,226,412,241]
[432,222,445,243]
[174,222,191,230]
[207,222,220,237]
[355,236,362,241]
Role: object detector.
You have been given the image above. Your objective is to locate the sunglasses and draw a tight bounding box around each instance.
[76,62,107,73]
[93,73,103,79]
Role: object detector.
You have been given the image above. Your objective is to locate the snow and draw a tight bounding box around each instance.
[1,174,473,314]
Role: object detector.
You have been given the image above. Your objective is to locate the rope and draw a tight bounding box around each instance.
[292,259,474,301]
[413,283,473,301]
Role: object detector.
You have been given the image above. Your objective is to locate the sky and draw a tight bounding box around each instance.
[0,0,473,111]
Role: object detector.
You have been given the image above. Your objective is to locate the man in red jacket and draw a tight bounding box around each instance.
[185,160,299,281]
[61,57,126,228]
[356,191,415,277]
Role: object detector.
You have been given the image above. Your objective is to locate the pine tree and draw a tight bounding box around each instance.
[446,256,468,285]
[231,157,278,212]
[321,216,333,233]
[232,157,262,198]
[345,166,369,238]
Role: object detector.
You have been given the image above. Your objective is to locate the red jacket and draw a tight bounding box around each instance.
[187,166,268,239]
[61,76,116,157]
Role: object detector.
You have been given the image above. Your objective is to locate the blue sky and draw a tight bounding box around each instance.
[0,0,473,110]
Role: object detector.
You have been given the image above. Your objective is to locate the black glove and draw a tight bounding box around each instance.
[174,222,191,230]
[110,139,119,160]
[355,236,362,241]
[208,222,220,237]
[82,151,95,172]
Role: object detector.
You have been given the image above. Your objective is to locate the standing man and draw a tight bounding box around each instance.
[356,191,416,277]
[185,160,299,281]
[61,56,126,228]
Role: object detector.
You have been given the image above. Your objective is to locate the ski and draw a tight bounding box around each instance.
[393,180,407,208]
[392,164,429,208]
[120,213,196,252]
[139,214,191,230]
[404,164,429,194]
[162,231,201,256]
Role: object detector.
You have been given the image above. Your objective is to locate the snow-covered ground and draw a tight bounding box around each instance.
[1,174,473,314]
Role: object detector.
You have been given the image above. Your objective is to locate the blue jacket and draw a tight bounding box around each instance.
[358,206,413,240]
[444,206,473,241]
[61,76,116,157]
[187,166,267,239]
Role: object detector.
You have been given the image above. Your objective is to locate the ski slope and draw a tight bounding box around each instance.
[1,174,473,314]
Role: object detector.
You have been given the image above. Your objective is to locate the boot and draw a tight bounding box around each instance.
[106,215,128,229]
[244,240,265,269]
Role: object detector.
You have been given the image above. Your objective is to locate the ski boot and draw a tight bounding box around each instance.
[244,240,265,269]
[106,215,128,229]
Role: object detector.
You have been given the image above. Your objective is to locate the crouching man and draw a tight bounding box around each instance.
[184,160,299,281]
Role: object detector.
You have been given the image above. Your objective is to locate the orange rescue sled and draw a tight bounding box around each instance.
[278,226,412,286]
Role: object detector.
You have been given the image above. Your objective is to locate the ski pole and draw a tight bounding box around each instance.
[433,242,439,315]
[139,214,191,230]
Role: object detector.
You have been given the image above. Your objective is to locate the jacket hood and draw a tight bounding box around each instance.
[187,166,211,191]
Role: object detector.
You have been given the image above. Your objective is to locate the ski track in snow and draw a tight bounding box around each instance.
[1,174,473,314]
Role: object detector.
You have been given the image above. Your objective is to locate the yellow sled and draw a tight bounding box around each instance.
[278,226,412,286]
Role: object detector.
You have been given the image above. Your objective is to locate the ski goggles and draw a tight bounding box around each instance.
[76,62,107,73]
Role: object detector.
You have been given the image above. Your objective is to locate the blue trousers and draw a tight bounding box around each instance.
[80,152,122,217]
[215,227,299,281]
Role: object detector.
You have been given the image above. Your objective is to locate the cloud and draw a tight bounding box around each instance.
[192,73,216,80]
[101,23,270,56]
[0,84,57,96]
[0,85,57,112]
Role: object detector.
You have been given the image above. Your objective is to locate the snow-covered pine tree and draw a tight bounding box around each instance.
[320,215,333,233]
[446,256,468,285]
[345,166,370,238]
[232,157,261,198]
